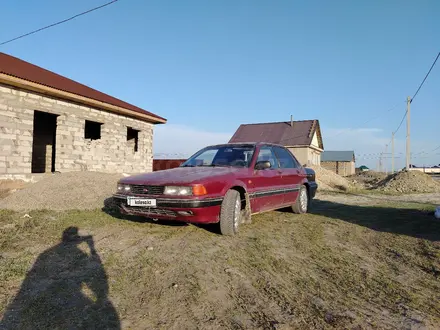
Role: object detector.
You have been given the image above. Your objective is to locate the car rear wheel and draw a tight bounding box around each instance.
[292,185,308,214]
[219,189,241,236]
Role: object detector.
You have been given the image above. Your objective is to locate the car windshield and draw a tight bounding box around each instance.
[181,145,255,168]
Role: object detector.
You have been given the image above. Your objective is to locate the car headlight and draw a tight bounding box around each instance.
[117,184,131,192]
[164,186,193,196]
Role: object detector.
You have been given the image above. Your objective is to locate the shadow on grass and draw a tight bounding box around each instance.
[0,227,120,329]
[310,199,440,242]
[102,198,221,235]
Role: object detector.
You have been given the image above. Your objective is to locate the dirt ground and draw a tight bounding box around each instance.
[1,192,439,329]
[0,180,28,199]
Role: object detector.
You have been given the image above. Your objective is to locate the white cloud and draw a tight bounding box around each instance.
[153,124,232,158]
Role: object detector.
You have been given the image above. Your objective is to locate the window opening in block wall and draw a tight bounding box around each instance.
[127,127,139,152]
[84,120,102,140]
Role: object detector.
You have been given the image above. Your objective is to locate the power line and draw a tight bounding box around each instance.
[392,108,407,135]
[0,0,119,46]
[411,52,440,103]
[331,52,439,142]
[430,145,440,152]
[326,102,402,139]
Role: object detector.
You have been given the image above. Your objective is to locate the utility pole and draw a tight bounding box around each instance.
[391,132,395,173]
[379,152,383,172]
[406,96,411,170]
[384,144,388,174]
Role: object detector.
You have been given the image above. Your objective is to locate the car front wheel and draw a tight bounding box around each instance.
[219,189,241,236]
[292,185,309,214]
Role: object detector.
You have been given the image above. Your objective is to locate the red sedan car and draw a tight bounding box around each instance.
[113,142,317,235]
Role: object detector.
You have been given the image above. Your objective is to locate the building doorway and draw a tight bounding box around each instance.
[31,111,58,173]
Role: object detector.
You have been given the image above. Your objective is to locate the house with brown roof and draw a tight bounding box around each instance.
[229,119,324,166]
[0,52,166,176]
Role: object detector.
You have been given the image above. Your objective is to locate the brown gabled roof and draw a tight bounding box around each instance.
[229,119,324,149]
[0,52,166,123]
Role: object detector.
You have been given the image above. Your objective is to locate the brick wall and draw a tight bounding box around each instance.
[0,84,154,174]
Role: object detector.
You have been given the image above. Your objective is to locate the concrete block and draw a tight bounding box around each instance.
[0,94,18,101]
[39,101,53,108]
[18,137,33,144]
[23,98,38,105]
[21,119,33,126]
[0,110,16,118]
[0,133,16,140]
[22,109,34,115]
[27,93,42,100]
[16,146,32,152]
[0,85,13,93]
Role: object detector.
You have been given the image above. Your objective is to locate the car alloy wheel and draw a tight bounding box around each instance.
[233,197,241,230]
[299,187,308,212]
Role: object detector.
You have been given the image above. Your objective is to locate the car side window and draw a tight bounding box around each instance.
[273,146,299,169]
[256,146,278,169]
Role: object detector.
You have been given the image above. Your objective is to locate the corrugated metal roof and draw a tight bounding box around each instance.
[228,120,323,148]
[321,151,355,162]
[0,52,166,123]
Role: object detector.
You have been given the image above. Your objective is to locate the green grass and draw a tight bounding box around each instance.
[0,198,439,329]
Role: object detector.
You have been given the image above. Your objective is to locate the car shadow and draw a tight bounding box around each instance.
[0,227,121,329]
[309,199,440,242]
[102,198,221,234]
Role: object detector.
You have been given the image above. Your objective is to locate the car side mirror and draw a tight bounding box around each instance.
[255,160,271,170]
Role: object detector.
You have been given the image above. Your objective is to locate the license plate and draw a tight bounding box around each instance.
[127,197,157,207]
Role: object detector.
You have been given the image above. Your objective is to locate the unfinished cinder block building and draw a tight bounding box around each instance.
[0,53,166,178]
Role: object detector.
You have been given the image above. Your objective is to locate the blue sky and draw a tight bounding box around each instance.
[1,0,439,169]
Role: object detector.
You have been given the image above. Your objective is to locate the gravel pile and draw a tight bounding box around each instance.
[349,171,388,189]
[309,165,352,191]
[0,172,123,211]
[376,170,440,194]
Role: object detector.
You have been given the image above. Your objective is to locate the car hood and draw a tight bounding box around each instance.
[120,166,244,185]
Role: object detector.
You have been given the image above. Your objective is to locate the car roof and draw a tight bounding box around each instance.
[205,142,287,148]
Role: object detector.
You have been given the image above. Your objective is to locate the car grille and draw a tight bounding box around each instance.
[122,205,177,217]
[129,185,165,195]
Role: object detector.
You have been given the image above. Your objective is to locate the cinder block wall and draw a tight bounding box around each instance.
[321,161,337,173]
[0,84,154,174]
[321,161,355,176]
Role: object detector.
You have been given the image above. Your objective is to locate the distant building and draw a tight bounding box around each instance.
[321,150,355,176]
[358,165,369,172]
[229,119,324,166]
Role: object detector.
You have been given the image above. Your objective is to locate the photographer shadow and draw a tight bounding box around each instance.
[0,227,120,329]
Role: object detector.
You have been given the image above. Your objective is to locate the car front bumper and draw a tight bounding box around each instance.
[112,194,223,224]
